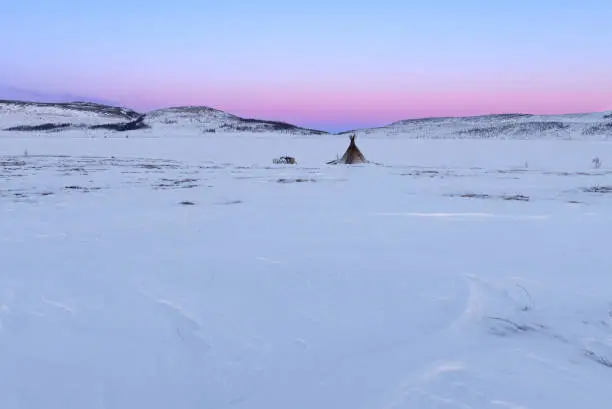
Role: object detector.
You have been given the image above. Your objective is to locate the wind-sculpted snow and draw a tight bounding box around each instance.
[1,134,612,409]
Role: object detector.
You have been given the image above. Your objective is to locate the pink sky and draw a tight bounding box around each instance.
[108,82,612,131]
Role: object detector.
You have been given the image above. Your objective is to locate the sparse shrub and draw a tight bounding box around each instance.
[582,123,612,135]
[457,121,570,138]
[6,123,72,131]
[90,115,148,131]
[583,185,612,193]
[501,194,530,201]
[276,178,315,183]
[593,157,601,169]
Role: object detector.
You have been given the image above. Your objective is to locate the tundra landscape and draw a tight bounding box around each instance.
[1,100,612,408]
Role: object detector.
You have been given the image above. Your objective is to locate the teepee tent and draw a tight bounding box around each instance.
[327,133,368,164]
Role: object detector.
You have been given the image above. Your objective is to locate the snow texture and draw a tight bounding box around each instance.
[1,119,612,409]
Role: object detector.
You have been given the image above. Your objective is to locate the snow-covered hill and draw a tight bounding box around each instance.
[0,100,140,131]
[2,98,611,139]
[0,100,327,136]
[146,106,328,135]
[346,112,612,140]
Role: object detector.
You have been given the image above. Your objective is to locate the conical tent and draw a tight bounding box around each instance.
[328,134,368,164]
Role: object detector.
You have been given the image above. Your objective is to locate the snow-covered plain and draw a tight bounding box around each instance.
[2,131,612,409]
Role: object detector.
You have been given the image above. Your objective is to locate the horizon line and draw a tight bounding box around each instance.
[1,97,609,134]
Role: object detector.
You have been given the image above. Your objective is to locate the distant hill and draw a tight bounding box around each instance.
[340,112,612,140]
[0,100,141,132]
[146,106,327,135]
[0,100,328,135]
[1,98,611,139]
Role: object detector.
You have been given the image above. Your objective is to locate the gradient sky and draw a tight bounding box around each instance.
[2,0,611,131]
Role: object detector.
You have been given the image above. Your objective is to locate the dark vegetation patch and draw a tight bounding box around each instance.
[459,193,491,199]
[486,317,539,336]
[6,123,75,131]
[1,159,26,167]
[385,114,534,129]
[541,170,612,177]
[399,169,441,177]
[459,114,532,123]
[0,189,54,201]
[335,114,538,133]
[6,118,149,132]
[63,166,87,172]
[501,194,530,201]
[236,117,327,135]
[64,185,102,192]
[457,122,569,138]
[219,120,326,135]
[582,122,612,135]
[584,349,612,368]
[137,164,164,170]
[179,201,196,206]
[154,178,199,189]
[450,192,530,201]
[604,113,612,119]
[90,115,150,131]
[496,169,528,174]
[276,178,316,183]
[583,186,612,193]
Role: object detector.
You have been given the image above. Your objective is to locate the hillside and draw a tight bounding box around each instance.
[146,106,327,135]
[345,112,612,140]
[2,98,611,139]
[0,100,327,136]
[0,100,141,131]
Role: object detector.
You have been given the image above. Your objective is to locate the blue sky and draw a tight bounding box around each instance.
[2,0,611,131]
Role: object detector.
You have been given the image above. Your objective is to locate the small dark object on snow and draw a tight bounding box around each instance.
[273,156,297,164]
[501,194,530,201]
[277,178,315,183]
[460,193,491,199]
